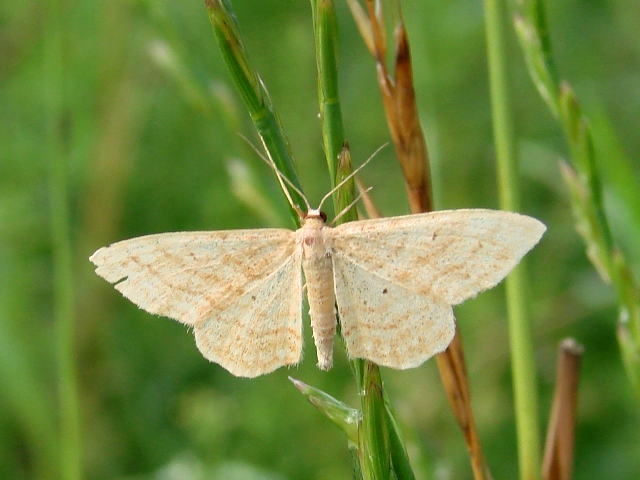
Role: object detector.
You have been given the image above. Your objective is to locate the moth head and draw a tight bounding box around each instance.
[303,209,328,224]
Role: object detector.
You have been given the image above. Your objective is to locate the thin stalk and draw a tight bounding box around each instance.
[360,362,391,480]
[44,0,82,478]
[350,1,493,477]
[349,1,493,477]
[205,0,306,220]
[484,0,541,479]
[312,0,345,191]
[313,3,392,479]
[541,339,583,480]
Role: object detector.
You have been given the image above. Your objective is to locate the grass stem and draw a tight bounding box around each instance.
[483,0,541,479]
[44,0,82,478]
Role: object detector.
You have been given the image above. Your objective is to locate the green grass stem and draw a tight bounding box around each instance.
[312,4,400,478]
[206,0,306,220]
[360,363,391,480]
[484,0,542,479]
[44,1,82,479]
[312,0,345,192]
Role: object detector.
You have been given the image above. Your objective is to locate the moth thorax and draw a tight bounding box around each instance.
[300,211,329,261]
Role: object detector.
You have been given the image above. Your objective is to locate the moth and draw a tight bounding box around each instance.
[90,160,545,378]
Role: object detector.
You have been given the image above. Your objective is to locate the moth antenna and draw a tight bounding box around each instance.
[317,143,387,211]
[331,186,373,226]
[238,133,310,215]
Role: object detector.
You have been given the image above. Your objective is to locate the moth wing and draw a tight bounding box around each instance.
[330,209,545,305]
[195,244,303,377]
[332,253,455,368]
[90,229,303,377]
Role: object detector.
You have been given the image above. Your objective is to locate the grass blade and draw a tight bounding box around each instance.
[289,377,360,443]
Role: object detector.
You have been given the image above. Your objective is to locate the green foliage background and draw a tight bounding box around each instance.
[1,0,639,479]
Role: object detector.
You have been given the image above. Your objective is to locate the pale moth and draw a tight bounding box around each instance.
[90,157,546,378]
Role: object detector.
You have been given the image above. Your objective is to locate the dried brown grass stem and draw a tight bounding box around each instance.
[350,1,491,478]
[542,338,583,480]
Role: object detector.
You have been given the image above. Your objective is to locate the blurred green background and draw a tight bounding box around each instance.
[2,0,640,479]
